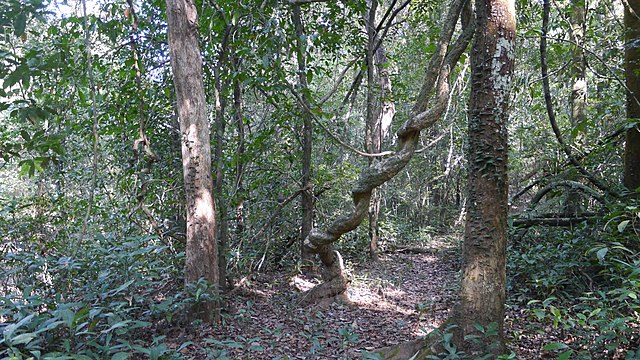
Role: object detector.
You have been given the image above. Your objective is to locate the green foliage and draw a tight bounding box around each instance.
[421,324,515,360]
[509,199,640,357]
[0,229,198,358]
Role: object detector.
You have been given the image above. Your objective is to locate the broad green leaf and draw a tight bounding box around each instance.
[472,323,485,333]
[35,320,66,334]
[558,350,573,360]
[618,220,630,233]
[111,352,129,360]
[20,130,31,142]
[596,247,608,262]
[101,320,131,334]
[110,279,135,296]
[543,342,568,350]
[56,308,75,328]
[8,332,36,345]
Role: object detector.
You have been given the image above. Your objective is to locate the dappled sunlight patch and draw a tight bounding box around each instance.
[193,250,460,358]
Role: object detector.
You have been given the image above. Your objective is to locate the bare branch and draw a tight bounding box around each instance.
[318,58,361,105]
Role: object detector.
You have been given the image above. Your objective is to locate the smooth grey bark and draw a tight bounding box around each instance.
[165,0,219,321]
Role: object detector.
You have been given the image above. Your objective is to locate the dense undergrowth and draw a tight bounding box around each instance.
[507,199,640,359]
[1,194,639,359]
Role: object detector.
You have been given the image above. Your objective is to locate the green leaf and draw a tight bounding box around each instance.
[472,323,485,333]
[52,308,75,328]
[618,220,630,233]
[109,279,135,296]
[20,130,31,142]
[9,332,36,345]
[15,13,27,37]
[558,350,573,360]
[101,320,131,334]
[111,352,129,360]
[596,247,608,262]
[543,342,568,351]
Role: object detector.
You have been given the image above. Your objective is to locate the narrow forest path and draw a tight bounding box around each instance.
[163,240,460,359]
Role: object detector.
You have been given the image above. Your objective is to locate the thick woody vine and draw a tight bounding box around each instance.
[300,0,474,303]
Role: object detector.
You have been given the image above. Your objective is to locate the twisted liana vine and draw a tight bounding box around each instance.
[300,0,474,303]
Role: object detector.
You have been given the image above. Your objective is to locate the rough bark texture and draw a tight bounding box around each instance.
[302,0,473,304]
[165,0,219,321]
[456,0,515,355]
[565,0,587,214]
[291,5,316,266]
[625,0,640,192]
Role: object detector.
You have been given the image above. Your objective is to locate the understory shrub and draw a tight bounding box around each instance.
[508,199,640,358]
[0,232,198,359]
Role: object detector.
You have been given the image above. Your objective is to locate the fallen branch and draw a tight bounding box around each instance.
[390,246,439,254]
[511,216,597,227]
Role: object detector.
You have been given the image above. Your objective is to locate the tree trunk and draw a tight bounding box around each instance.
[291,4,315,268]
[365,0,380,261]
[456,0,515,355]
[365,0,396,261]
[625,0,640,193]
[213,44,228,291]
[165,0,219,322]
[565,0,587,214]
[233,55,246,236]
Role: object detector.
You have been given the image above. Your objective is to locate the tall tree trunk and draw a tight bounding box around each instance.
[365,0,380,261]
[625,0,640,193]
[456,0,515,355]
[365,0,396,261]
[292,4,315,267]
[565,0,587,214]
[233,55,246,236]
[165,0,219,322]
[213,46,228,291]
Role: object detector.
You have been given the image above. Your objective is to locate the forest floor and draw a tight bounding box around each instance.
[159,237,549,359]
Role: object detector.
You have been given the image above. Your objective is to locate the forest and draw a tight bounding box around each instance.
[1,0,639,358]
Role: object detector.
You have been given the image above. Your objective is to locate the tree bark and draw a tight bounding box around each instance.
[365,0,396,261]
[291,4,315,268]
[625,0,640,193]
[165,0,219,322]
[233,55,246,237]
[213,39,229,291]
[456,0,515,355]
[565,0,587,214]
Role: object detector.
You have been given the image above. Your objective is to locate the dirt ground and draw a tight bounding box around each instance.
[159,246,553,359]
